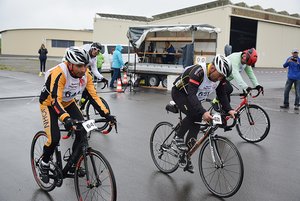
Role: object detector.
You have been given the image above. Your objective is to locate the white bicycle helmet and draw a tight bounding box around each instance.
[65,47,89,65]
[213,54,232,77]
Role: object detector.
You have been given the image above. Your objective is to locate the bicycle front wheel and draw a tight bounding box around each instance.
[150,122,179,174]
[86,97,110,132]
[74,149,117,201]
[236,104,270,143]
[199,136,244,198]
[30,131,56,192]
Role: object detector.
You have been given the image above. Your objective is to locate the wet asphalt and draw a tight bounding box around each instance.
[0,56,299,201]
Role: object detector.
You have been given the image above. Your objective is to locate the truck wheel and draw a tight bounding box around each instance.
[161,76,167,88]
[148,75,160,87]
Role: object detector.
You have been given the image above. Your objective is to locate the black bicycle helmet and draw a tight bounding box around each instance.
[65,47,89,65]
[213,54,232,77]
[91,42,102,51]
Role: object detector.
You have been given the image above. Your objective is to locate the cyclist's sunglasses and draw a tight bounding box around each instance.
[92,47,100,51]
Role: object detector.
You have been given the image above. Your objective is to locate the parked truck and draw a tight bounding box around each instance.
[126,24,220,88]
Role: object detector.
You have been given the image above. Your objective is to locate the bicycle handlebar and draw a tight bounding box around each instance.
[61,118,118,139]
[239,88,263,98]
[96,119,118,135]
[94,79,108,89]
[100,81,108,89]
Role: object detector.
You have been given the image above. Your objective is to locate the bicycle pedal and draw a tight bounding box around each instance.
[179,161,187,168]
[224,127,232,132]
[178,158,187,168]
[183,166,195,174]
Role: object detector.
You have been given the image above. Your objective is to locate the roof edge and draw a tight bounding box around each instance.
[96,13,153,22]
[0,28,93,34]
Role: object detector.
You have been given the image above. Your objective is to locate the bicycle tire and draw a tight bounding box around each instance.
[74,148,117,201]
[86,97,110,132]
[198,136,244,198]
[150,122,179,174]
[236,104,270,143]
[30,131,56,192]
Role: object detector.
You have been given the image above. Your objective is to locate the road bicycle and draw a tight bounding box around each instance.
[205,88,270,143]
[30,118,117,201]
[78,79,111,132]
[150,101,244,198]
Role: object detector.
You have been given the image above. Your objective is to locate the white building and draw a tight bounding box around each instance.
[0,28,92,57]
[93,0,300,68]
[1,0,299,67]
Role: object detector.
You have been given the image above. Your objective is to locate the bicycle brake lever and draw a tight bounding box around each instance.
[101,121,117,134]
[62,130,73,139]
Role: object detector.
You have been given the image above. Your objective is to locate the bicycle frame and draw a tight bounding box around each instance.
[54,117,117,179]
[172,108,224,167]
[53,127,90,179]
[186,125,223,166]
[224,89,261,124]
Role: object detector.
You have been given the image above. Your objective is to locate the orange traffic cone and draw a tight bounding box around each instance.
[116,78,123,93]
[123,71,128,85]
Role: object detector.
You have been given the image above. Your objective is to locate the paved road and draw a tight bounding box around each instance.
[0,67,299,201]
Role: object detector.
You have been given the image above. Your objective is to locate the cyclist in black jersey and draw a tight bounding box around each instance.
[171,54,235,173]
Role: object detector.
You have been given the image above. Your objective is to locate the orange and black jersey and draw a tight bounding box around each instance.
[39,62,109,122]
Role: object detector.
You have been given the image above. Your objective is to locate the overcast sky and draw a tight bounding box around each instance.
[0,0,299,32]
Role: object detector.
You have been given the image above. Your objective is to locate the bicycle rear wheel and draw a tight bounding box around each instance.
[74,149,117,201]
[150,122,179,174]
[30,131,57,192]
[236,104,270,143]
[86,97,110,132]
[198,136,244,198]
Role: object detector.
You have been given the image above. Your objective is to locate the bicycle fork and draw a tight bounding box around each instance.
[239,105,255,126]
[208,135,223,168]
[82,147,102,188]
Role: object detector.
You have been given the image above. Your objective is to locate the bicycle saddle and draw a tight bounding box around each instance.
[165,101,179,113]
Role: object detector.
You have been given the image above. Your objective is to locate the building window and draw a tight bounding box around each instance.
[52,40,75,48]
[83,41,93,45]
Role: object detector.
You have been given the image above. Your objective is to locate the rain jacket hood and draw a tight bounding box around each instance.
[115,45,123,52]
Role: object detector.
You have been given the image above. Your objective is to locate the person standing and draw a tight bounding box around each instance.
[280,49,300,110]
[110,45,124,88]
[163,41,176,64]
[38,44,48,76]
[97,51,105,72]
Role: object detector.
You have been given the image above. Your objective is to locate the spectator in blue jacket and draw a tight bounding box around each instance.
[280,49,300,110]
[110,45,125,88]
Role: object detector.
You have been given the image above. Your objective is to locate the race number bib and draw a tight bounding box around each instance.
[212,113,222,125]
[82,120,97,132]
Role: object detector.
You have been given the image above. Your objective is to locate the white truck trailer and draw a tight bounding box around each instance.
[127,24,220,88]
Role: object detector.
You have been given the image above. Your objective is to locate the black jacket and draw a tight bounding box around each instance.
[38,48,48,59]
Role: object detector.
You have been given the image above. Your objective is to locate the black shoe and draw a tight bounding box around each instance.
[280,105,289,109]
[39,160,50,183]
[295,106,299,110]
[173,136,188,151]
[184,160,194,174]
